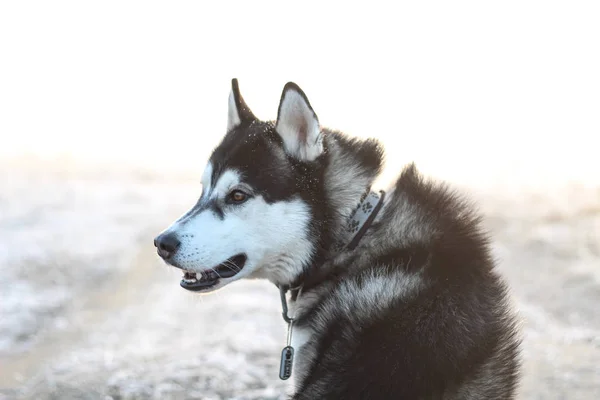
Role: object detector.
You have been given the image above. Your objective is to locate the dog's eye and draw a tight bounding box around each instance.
[227,190,248,204]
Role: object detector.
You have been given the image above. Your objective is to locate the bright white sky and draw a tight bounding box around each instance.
[0,1,598,186]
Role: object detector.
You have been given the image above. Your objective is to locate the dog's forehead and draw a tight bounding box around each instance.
[204,122,292,197]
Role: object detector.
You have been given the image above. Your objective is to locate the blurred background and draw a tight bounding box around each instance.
[0,1,598,399]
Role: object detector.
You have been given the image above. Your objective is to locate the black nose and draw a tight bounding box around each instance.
[154,233,181,259]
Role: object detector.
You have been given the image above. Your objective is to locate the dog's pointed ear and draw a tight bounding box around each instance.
[227,78,256,131]
[275,82,323,161]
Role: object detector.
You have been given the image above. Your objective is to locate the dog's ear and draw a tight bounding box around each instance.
[275,82,323,161]
[227,78,256,131]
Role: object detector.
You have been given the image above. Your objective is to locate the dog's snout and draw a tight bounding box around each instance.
[154,233,181,259]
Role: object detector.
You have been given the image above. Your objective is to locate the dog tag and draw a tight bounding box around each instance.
[279,319,295,380]
[279,346,294,380]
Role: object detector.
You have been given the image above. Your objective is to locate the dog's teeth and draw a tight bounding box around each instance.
[182,270,199,283]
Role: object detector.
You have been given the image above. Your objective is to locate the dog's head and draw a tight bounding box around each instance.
[154,79,383,293]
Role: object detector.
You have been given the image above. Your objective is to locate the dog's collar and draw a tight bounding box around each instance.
[334,189,386,252]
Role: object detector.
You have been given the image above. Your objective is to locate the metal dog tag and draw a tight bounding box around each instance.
[279,346,294,380]
[279,318,295,380]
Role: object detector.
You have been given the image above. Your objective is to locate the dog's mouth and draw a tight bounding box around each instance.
[179,254,247,292]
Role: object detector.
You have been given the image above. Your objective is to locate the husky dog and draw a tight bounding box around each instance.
[154,79,521,399]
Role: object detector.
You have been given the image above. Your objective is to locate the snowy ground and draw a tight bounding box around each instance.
[0,159,599,400]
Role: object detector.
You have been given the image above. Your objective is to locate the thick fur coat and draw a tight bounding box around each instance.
[155,79,521,399]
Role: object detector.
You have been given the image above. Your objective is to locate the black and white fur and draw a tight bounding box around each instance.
[155,79,521,399]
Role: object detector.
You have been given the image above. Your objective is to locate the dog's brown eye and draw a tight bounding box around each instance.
[228,190,248,204]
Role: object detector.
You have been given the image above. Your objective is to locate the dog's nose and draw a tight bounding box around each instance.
[154,233,181,259]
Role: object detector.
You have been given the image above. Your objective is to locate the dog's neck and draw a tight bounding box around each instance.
[286,187,385,299]
[265,132,384,295]
[283,133,386,296]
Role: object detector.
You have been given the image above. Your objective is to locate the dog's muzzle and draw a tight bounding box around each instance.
[153,233,248,292]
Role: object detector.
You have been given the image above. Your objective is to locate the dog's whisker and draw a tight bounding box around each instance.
[220,261,241,272]
[210,267,223,279]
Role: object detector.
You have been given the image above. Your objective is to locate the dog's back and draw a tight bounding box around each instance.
[290,165,521,399]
